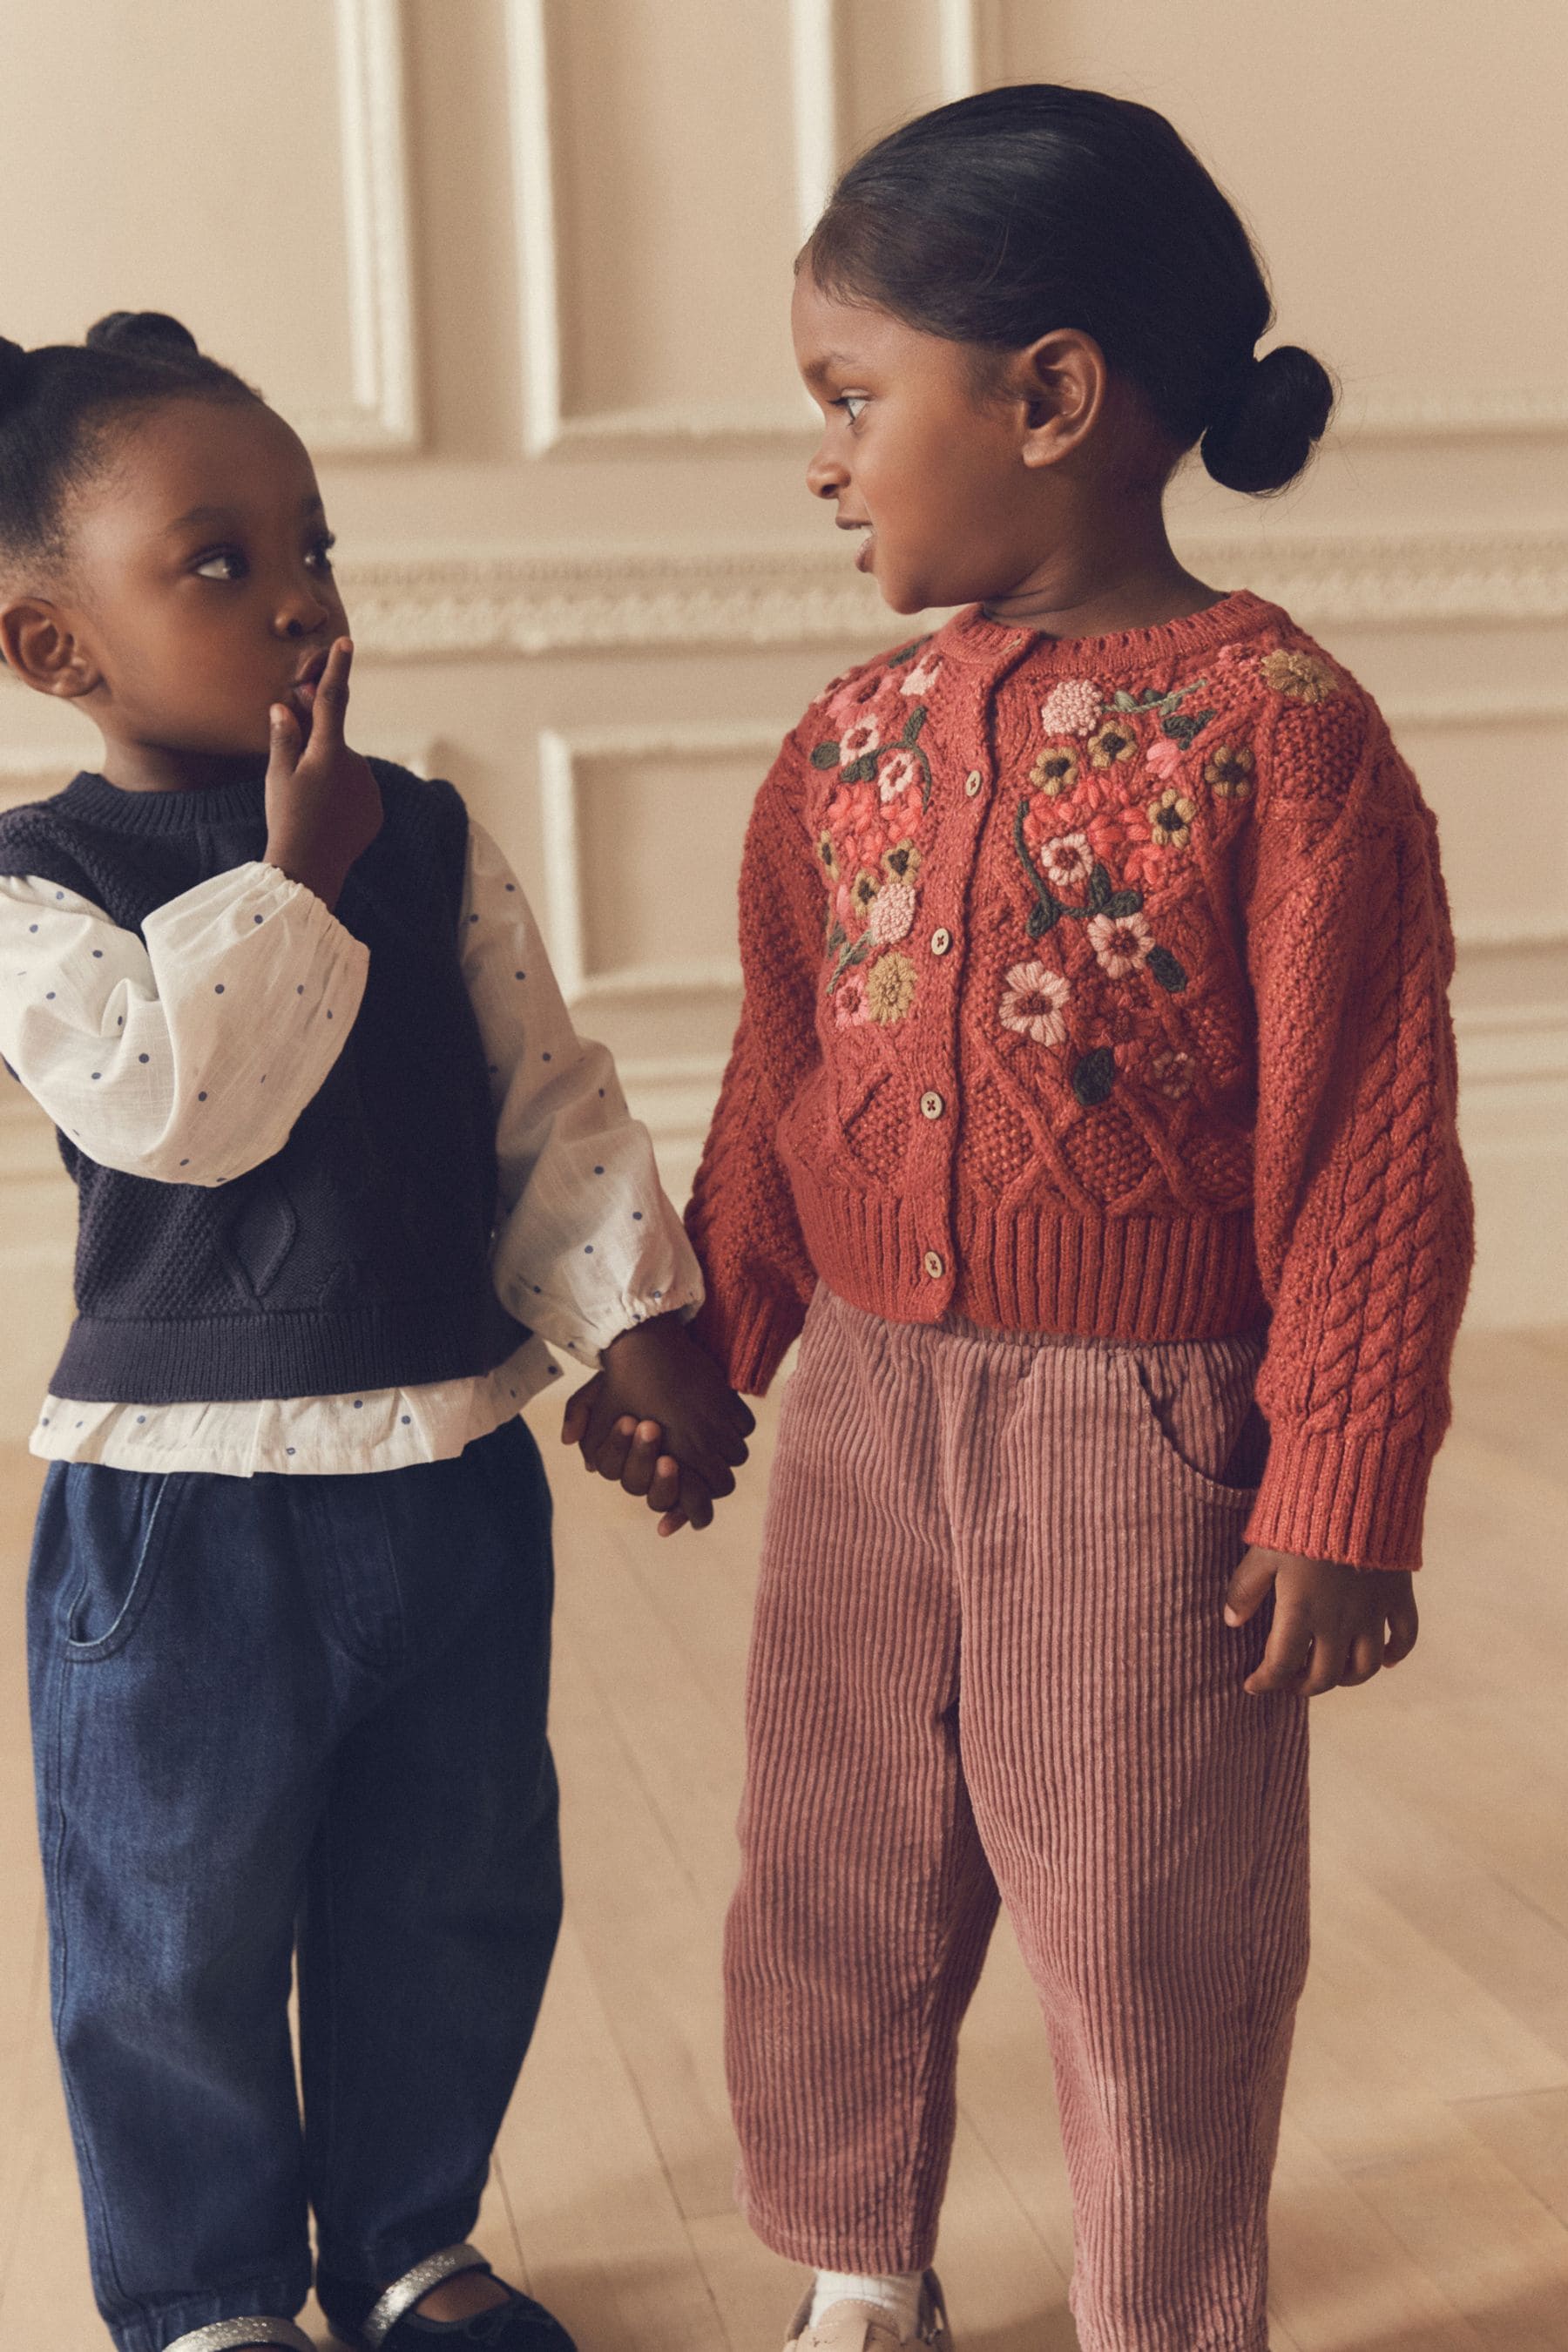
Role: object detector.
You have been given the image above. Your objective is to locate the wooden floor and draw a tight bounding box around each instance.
[2,1328,1567,2351]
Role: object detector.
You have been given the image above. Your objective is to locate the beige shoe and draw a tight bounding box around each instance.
[782,2272,951,2352]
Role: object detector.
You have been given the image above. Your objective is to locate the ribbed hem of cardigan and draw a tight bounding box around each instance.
[690,1283,808,1397]
[50,1296,529,1406]
[950,1193,1268,1336]
[1245,1419,1436,1572]
[784,1166,1269,1344]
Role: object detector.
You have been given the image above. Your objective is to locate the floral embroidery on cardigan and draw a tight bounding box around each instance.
[812,699,933,799]
[997,659,1274,1114]
[1021,670,1267,894]
[1030,743,1079,796]
[1088,716,1138,770]
[864,951,916,1024]
[875,747,924,806]
[868,878,916,943]
[999,959,1071,1046]
[1152,1046,1195,1099]
[1203,743,1255,797]
[1260,647,1339,702]
[1113,677,1218,747]
[1049,673,1217,760]
[1004,787,1196,1106]
[812,689,936,1023]
[1011,804,1188,992]
[1033,674,1220,814]
[1147,786,1197,848]
[1039,678,1103,736]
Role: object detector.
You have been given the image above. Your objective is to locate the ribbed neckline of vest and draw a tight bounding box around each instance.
[934,587,1288,679]
[52,771,268,833]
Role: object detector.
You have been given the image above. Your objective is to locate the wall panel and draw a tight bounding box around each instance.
[510,0,809,445]
[0,0,1562,1440]
[979,0,1568,433]
[0,0,417,452]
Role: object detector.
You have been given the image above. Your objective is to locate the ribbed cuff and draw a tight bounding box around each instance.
[1246,1420,1436,1571]
[689,1282,808,1397]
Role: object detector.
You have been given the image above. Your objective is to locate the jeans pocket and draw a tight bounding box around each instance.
[59,1469,186,1660]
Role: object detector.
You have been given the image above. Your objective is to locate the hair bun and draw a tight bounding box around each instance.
[1200,344,1336,495]
[85,310,202,360]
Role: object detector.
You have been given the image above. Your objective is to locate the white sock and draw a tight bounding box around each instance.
[809,2270,923,2340]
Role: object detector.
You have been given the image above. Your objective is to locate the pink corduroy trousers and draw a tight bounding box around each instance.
[725,1288,1310,2352]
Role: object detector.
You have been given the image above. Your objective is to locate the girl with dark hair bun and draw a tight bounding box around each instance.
[637,84,1470,2352]
[0,316,754,2352]
[801,81,1336,503]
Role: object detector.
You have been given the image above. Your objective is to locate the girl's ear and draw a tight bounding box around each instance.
[0,598,102,700]
[1010,329,1108,469]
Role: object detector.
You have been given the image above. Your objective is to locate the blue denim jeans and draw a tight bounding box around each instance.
[27,1417,561,2352]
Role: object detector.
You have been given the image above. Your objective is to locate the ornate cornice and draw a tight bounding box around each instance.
[337,544,887,655]
[335,530,1568,659]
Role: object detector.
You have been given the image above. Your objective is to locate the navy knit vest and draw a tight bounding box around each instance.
[0,762,526,1402]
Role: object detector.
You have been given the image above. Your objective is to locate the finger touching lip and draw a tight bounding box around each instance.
[286,647,331,721]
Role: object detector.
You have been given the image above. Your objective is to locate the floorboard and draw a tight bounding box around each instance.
[2,1324,1565,2349]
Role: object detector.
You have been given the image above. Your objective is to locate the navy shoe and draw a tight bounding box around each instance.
[316,2244,576,2352]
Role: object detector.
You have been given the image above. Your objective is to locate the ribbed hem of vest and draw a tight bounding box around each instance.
[1245,1417,1436,1573]
[783,1165,1268,1345]
[49,1300,528,1406]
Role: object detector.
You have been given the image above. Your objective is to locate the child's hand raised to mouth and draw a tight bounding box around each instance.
[562,1315,754,1537]
[264,634,382,910]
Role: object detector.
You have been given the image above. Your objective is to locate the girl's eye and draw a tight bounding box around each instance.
[836,395,868,422]
[193,548,246,581]
[305,533,337,573]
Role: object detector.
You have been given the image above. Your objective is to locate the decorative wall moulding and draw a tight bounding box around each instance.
[1186,531,1568,627]
[537,722,783,1005]
[341,544,894,654]
[1340,384,1568,440]
[294,0,420,456]
[1451,916,1568,957]
[507,0,817,453]
[335,529,1568,659]
[789,0,978,243]
[510,0,977,452]
[1382,692,1568,732]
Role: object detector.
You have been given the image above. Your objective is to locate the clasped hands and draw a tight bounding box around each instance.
[560,1314,754,1537]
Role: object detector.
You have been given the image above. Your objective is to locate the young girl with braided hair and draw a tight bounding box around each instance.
[0,309,752,2352]
[586,84,1474,2352]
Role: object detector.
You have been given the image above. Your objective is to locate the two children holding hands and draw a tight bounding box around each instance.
[1,82,1469,2352]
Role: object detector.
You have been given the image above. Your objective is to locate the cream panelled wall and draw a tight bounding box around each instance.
[0,0,1564,1428]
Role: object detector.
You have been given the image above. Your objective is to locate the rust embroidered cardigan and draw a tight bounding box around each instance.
[686,591,1473,1571]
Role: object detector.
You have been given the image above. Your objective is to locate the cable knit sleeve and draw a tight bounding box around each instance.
[1242,693,1474,1571]
[685,732,825,1394]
